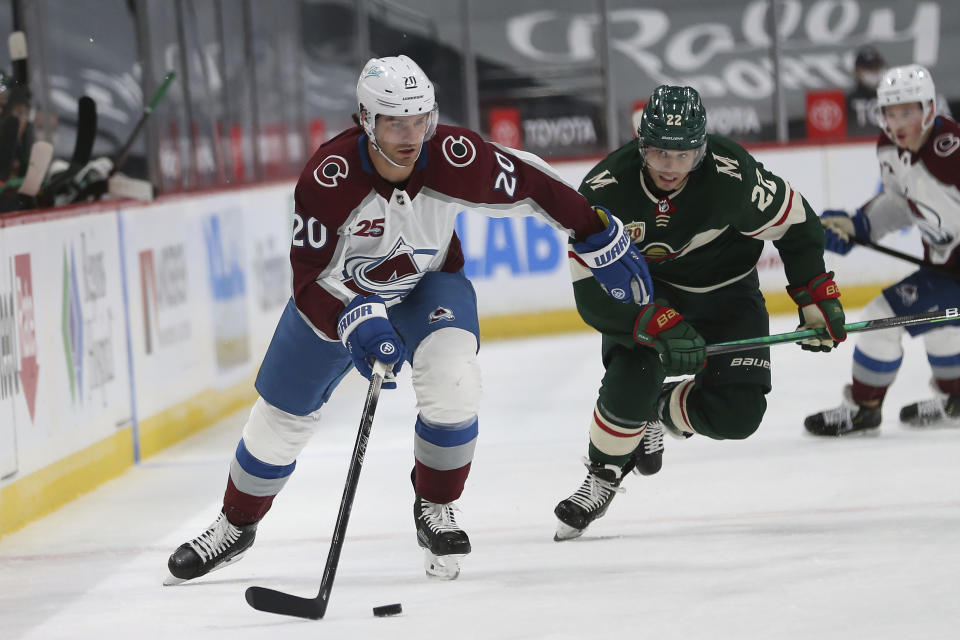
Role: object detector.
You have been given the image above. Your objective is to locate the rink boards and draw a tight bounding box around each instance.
[0,139,918,536]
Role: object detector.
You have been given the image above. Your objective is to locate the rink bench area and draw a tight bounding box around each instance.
[0,139,918,537]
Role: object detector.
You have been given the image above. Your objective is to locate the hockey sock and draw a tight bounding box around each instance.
[588,404,644,468]
[413,415,477,503]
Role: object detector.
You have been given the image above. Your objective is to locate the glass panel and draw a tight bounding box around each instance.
[33,0,142,172]
[218,0,257,184]
[299,0,361,154]
[144,0,191,191]
[179,0,226,187]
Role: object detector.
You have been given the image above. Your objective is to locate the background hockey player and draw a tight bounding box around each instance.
[166,55,651,582]
[805,65,960,437]
[554,85,845,541]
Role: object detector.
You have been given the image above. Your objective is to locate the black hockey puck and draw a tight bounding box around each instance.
[373,603,403,617]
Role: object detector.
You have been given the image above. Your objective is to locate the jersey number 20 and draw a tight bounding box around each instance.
[493,151,517,198]
[292,212,327,249]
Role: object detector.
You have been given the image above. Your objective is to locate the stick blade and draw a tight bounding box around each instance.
[8,31,26,59]
[18,141,53,197]
[108,174,154,201]
[72,96,98,166]
[244,585,327,620]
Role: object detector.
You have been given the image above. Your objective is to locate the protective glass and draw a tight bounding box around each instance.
[875,101,931,145]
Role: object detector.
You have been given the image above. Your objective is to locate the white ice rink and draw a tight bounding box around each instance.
[2,312,959,639]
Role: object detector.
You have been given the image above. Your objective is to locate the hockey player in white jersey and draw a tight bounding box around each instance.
[805,65,960,436]
[165,55,652,583]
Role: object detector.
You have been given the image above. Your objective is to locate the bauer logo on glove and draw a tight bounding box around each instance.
[786,271,847,352]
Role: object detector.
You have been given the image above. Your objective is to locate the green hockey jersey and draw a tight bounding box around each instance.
[572,134,827,336]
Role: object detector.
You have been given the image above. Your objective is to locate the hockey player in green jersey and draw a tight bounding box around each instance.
[554,85,847,541]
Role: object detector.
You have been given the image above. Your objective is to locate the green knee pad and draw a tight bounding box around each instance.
[683,383,767,440]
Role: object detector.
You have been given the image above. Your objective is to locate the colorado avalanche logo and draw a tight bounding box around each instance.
[908,200,954,246]
[934,133,960,157]
[313,155,349,187]
[441,135,477,167]
[894,283,919,307]
[428,307,455,324]
[342,237,438,299]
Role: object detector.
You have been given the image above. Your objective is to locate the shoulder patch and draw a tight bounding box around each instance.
[313,155,349,187]
[584,169,618,190]
[934,132,960,157]
[441,135,477,167]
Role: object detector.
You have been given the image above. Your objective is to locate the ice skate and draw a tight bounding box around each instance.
[414,495,471,580]
[804,385,881,437]
[164,511,257,585]
[900,391,960,427]
[631,420,664,476]
[554,458,625,541]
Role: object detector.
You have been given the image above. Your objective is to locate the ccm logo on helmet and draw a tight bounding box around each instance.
[314,155,349,187]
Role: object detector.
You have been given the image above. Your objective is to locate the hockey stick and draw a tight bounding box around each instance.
[8,32,27,85]
[245,360,388,620]
[36,96,97,207]
[0,141,54,213]
[0,117,20,179]
[850,237,960,280]
[18,140,53,197]
[705,307,960,356]
[112,71,176,172]
[65,72,173,205]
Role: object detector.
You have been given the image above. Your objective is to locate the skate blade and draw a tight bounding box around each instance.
[806,427,881,438]
[162,574,186,586]
[554,520,585,542]
[161,550,248,586]
[424,551,464,580]
[901,418,960,429]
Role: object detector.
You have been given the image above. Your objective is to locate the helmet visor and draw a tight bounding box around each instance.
[371,107,438,146]
[641,143,706,173]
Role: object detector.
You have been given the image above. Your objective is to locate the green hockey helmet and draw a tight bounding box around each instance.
[639,85,708,171]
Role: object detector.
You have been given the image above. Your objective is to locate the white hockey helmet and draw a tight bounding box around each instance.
[356,55,438,155]
[876,64,937,136]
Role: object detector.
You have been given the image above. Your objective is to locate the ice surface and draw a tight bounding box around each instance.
[2,312,958,639]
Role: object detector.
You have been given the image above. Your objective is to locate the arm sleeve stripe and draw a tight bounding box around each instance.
[744,185,803,240]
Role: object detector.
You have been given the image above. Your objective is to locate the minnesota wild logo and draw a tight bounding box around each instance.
[641,241,688,262]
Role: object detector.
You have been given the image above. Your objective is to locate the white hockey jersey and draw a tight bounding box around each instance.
[291,124,605,341]
[863,117,960,267]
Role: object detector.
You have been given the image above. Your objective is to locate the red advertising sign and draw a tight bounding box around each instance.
[14,253,38,423]
[806,90,847,139]
[488,108,523,148]
[309,119,326,154]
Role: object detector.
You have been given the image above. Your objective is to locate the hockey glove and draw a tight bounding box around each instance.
[337,294,404,389]
[787,272,846,352]
[572,209,653,305]
[633,300,706,376]
[820,209,870,255]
